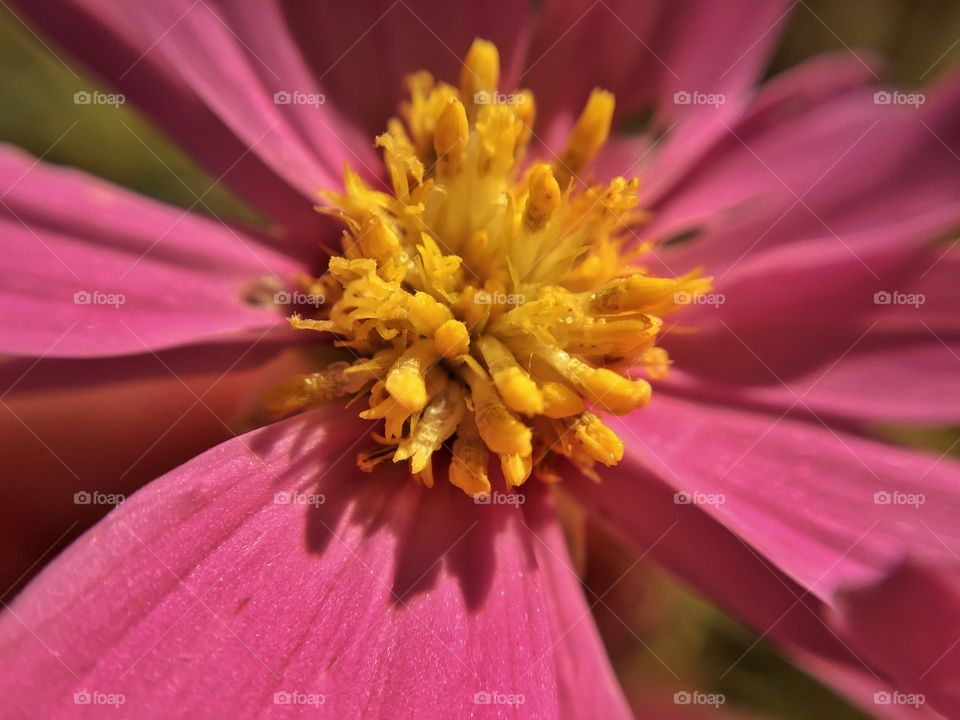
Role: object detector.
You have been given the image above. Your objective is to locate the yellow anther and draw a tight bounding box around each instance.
[501,453,533,488]
[581,368,651,415]
[461,365,532,456]
[590,275,679,313]
[540,381,585,418]
[450,412,491,496]
[434,97,469,180]
[476,335,544,415]
[537,346,650,415]
[385,339,437,412]
[460,38,500,116]
[514,89,536,153]
[434,319,470,359]
[408,291,452,335]
[353,215,402,263]
[573,412,623,466]
[523,164,561,232]
[394,381,465,473]
[555,88,615,187]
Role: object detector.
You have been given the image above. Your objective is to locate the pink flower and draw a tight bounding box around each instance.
[2,1,959,718]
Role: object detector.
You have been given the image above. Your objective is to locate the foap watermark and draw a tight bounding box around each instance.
[274,491,326,507]
[273,90,326,108]
[873,90,925,108]
[473,90,526,106]
[674,490,725,507]
[273,691,326,707]
[474,290,525,306]
[674,290,725,308]
[673,90,725,108]
[74,490,125,506]
[874,290,925,307]
[73,90,125,107]
[473,491,525,506]
[874,490,925,508]
[74,290,125,308]
[874,691,925,708]
[674,691,726,708]
[473,690,525,706]
[74,690,125,708]
[273,290,325,307]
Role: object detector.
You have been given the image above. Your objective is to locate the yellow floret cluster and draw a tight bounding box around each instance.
[268,39,710,496]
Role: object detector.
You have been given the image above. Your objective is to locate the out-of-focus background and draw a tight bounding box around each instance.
[1,2,958,718]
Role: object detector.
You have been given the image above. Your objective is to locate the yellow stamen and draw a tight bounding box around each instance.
[573,412,624,466]
[450,412,491,497]
[523,164,561,233]
[554,88,614,188]
[501,452,533,489]
[476,335,544,416]
[385,339,436,412]
[434,98,469,181]
[434,319,470,359]
[460,39,500,119]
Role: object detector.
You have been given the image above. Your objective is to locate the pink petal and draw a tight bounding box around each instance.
[565,395,960,715]
[524,487,632,719]
[641,67,960,414]
[657,239,960,424]
[525,0,792,130]
[614,394,960,601]
[0,408,626,718]
[0,145,302,357]
[663,329,960,425]
[646,63,959,280]
[284,0,535,136]
[831,559,960,718]
[12,0,372,245]
[0,342,310,595]
[565,458,943,718]
[562,451,856,665]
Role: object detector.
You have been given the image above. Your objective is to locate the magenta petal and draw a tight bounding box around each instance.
[564,461,944,719]
[284,0,535,136]
[615,394,960,600]
[0,341,309,594]
[526,0,791,127]
[12,0,372,245]
[831,559,960,718]
[0,408,626,718]
[0,145,301,357]
[664,330,960,425]
[524,488,632,719]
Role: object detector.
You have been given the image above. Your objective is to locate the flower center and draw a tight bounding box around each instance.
[268,39,709,497]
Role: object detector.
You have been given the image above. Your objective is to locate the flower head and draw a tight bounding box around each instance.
[1,2,960,719]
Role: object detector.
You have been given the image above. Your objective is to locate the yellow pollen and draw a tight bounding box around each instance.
[270,38,710,496]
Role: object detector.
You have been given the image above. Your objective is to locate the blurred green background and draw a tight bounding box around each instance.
[2,2,958,718]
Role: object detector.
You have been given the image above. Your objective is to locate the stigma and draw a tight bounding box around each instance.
[269,39,710,497]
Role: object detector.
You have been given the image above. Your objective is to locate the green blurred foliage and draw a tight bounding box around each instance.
[770,0,960,85]
[0,7,257,223]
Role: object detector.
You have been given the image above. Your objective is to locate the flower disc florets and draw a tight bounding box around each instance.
[269,39,709,496]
